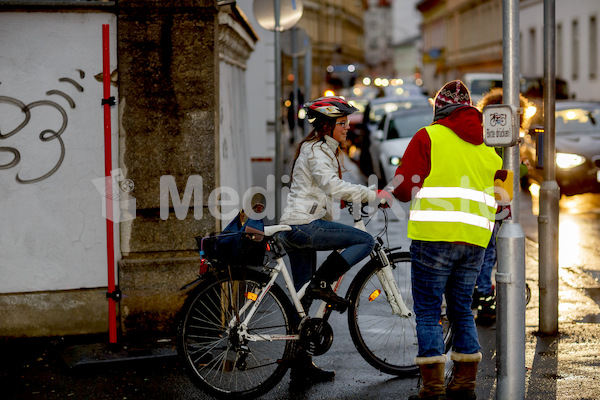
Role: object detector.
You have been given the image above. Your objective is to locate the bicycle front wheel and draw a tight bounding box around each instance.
[177,268,297,399]
[347,251,419,376]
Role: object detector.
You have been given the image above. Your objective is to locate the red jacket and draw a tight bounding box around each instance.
[392,105,485,202]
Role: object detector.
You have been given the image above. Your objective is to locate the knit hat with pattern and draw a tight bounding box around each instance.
[434,80,472,110]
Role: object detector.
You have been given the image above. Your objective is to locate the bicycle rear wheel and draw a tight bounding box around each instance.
[347,251,419,376]
[177,268,296,399]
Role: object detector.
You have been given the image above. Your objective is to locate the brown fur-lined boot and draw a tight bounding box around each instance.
[408,355,447,400]
[446,352,482,400]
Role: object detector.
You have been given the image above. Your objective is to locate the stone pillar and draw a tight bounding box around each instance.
[116,0,219,337]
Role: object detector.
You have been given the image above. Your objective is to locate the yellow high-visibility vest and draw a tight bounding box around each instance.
[408,124,503,247]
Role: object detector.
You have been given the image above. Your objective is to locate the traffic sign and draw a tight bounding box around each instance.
[253,0,303,32]
[281,26,309,57]
[482,104,519,147]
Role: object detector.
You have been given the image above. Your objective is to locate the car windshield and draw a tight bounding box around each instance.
[384,84,427,98]
[555,106,600,134]
[470,79,503,96]
[369,99,430,126]
[387,110,433,140]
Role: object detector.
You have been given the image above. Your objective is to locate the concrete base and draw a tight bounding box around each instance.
[0,255,200,338]
[118,255,200,337]
[0,288,109,337]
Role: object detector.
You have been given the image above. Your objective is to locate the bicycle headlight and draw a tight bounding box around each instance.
[556,152,586,169]
[389,156,401,166]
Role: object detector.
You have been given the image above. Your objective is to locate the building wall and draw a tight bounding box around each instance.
[521,0,600,101]
[0,9,119,336]
[294,0,365,98]
[237,2,277,220]
[217,10,257,219]
[418,0,503,95]
[364,0,393,77]
[0,1,257,338]
[363,0,422,80]
[0,10,118,293]
[419,0,600,101]
[391,0,422,79]
[393,37,421,79]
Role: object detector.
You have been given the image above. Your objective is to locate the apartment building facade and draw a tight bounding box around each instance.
[418,0,600,101]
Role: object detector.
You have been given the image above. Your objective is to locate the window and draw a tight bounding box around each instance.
[590,16,597,80]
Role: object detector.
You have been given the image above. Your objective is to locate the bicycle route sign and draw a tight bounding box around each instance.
[482,104,519,147]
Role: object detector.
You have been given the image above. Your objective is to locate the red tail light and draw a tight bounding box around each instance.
[199,258,209,274]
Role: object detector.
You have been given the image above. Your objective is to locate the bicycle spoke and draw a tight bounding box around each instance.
[348,252,420,375]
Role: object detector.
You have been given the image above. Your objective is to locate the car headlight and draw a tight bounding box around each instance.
[556,152,586,169]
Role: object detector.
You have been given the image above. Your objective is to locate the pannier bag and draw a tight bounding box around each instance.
[196,210,266,266]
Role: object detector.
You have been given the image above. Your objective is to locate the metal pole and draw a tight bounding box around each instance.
[291,27,300,143]
[303,41,312,135]
[539,0,560,335]
[274,0,283,220]
[102,24,118,345]
[497,0,526,398]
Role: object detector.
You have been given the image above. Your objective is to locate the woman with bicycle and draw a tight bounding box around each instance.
[278,96,391,390]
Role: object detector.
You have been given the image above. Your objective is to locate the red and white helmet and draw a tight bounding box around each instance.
[303,96,358,119]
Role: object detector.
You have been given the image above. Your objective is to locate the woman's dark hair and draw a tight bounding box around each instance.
[289,116,344,180]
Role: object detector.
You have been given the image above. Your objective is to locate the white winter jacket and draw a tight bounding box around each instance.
[280,135,377,225]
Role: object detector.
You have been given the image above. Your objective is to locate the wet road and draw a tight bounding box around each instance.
[522,186,600,400]
[527,186,600,322]
[3,180,600,399]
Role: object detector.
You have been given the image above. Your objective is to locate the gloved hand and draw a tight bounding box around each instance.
[494,169,513,204]
[375,190,394,208]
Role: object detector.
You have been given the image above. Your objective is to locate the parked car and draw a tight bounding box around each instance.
[383,82,428,98]
[359,94,431,176]
[464,72,570,116]
[521,101,600,196]
[520,76,571,128]
[368,105,434,185]
[363,94,430,135]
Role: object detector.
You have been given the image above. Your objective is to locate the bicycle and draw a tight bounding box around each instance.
[177,202,450,399]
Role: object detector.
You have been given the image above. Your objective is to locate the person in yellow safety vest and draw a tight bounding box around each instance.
[390,80,502,400]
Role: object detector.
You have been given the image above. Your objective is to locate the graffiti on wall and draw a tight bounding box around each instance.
[0,70,85,184]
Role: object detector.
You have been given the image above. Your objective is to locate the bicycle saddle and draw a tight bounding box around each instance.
[264,224,292,237]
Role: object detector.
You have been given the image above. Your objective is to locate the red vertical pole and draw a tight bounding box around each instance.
[102,24,117,344]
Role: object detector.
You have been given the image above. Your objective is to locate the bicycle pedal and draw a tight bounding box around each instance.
[326,302,348,313]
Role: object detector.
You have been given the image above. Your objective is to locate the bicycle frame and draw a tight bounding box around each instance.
[226,204,412,345]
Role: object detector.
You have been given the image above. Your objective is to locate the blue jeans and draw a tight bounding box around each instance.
[477,221,500,295]
[277,219,375,290]
[410,240,485,357]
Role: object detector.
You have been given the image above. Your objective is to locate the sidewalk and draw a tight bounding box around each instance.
[475,190,600,400]
[519,218,600,399]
